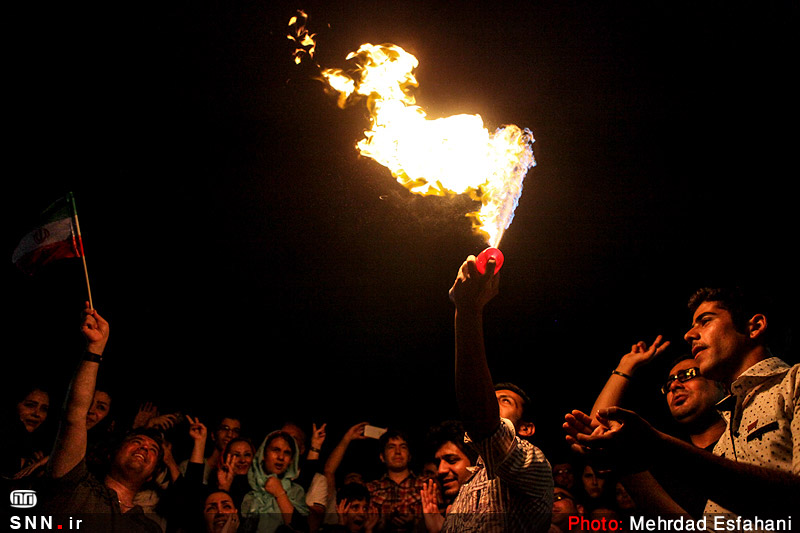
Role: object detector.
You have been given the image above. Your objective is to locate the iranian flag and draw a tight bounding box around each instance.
[12,192,84,275]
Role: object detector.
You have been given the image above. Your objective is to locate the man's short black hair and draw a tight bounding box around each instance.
[494,382,532,421]
[378,428,411,453]
[688,287,777,346]
[116,427,166,469]
[337,482,371,505]
[426,420,478,465]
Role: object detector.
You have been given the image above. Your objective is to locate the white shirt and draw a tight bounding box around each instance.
[704,357,799,517]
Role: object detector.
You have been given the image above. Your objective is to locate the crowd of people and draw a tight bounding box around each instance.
[3,255,798,533]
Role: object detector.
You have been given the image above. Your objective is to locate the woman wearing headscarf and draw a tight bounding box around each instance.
[241,430,309,533]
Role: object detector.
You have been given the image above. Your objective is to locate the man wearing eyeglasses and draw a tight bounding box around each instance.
[661,357,726,451]
[565,286,800,519]
[586,342,726,518]
[589,338,726,451]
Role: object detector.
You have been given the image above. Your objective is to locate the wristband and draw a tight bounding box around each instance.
[83,351,104,363]
[310,447,322,453]
[611,369,632,380]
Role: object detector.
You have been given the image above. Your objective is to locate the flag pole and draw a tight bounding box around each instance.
[68,193,94,311]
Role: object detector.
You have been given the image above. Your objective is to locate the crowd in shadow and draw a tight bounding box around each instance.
[4,260,798,533]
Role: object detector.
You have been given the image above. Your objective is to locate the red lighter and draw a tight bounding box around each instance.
[475,247,504,275]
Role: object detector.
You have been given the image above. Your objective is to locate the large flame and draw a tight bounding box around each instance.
[289,17,535,248]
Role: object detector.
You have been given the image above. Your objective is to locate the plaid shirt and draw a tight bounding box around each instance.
[442,418,553,533]
[366,472,425,531]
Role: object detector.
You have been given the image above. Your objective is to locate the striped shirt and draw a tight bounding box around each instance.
[442,418,553,533]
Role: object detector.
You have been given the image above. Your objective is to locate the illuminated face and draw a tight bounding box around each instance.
[552,487,581,532]
[684,301,750,383]
[664,359,724,423]
[553,487,579,515]
[552,462,575,490]
[582,465,605,499]
[495,389,525,427]
[343,472,365,486]
[203,491,239,533]
[421,461,438,480]
[340,498,369,532]
[615,482,635,510]
[380,437,410,472]
[17,389,49,432]
[86,390,112,430]
[226,440,255,475]
[214,418,242,451]
[435,442,472,498]
[263,436,293,476]
[114,434,161,481]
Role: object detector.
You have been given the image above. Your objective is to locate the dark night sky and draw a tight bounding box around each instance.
[5,1,799,466]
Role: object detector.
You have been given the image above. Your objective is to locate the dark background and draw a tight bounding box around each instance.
[5,1,798,472]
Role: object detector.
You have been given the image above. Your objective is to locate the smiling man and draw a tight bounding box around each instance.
[425,420,478,506]
[42,303,164,533]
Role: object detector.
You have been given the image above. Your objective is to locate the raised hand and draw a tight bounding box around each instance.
[344,422,369,442]
[132,402,158,429]
[420,478,440,514]
[147,412,180,431]
[310,422,327,451]
[186,415,207,442]
[336,499,351,525]
[80,302,110,355]
[216,453,236,490]
[564,407,657,474]
[421,478,444,533]
[616,335,671,375]
[448,255,499,311]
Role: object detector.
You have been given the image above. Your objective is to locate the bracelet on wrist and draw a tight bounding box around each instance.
[83,351,104,363]
[309,446,322,453]
[611,369,632,380]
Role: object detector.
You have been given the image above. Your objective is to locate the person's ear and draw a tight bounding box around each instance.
[518,421,535,437]
[748,313,767,340]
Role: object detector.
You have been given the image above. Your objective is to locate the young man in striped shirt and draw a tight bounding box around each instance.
[445,255,553,532]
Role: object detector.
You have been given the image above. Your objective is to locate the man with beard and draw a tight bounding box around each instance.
[42,303,164,533]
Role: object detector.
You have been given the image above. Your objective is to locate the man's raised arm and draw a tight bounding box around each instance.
[49,302,110,479]
[449,256,500,442]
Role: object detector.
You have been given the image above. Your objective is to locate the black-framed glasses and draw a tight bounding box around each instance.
[661,367,700,395]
